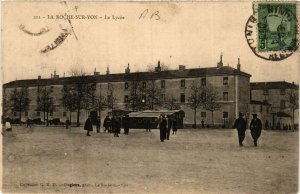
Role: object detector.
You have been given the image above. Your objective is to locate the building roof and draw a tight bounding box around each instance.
[250,100,271,106]
[250,81,298,90]
[3,66,251,88]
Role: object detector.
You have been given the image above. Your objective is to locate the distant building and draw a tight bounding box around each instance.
[3,57,251,127]
[250,81,299,128]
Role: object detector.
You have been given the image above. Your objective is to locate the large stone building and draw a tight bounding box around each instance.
[250,81,299,129]
[3,57,251,127]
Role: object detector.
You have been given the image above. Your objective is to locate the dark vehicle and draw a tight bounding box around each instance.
[49,118,64,125]
[127,110,185,129]
[31,118,42,125]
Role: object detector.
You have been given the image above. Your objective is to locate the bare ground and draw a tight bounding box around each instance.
[1,126,298,193]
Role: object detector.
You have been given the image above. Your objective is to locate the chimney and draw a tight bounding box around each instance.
[179,65,186,71]
[51,73,53,79]
[125,63,130,74]
[94,67,100,76]
[106,66,110,75]
[217,53,223,68]
[155,60,161,72]
[38,75,41,79]
[63,72,65,77]
[237,57,241,71]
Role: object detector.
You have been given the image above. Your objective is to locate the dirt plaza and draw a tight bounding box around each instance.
[2,126,298,193]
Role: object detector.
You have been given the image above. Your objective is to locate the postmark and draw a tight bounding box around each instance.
[245,2,298,61]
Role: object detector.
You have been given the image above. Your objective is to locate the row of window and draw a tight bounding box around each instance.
[263,89,286,95]
[15,111,67,117]
[124,77,229,90]
[123,92,229,103]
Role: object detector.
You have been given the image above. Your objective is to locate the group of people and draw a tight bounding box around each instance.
[157,114,178,142]
[233,113,262,147]
[85,115,130,137]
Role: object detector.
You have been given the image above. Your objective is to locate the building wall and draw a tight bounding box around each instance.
[251,87,298,125]
[3,73,250,128]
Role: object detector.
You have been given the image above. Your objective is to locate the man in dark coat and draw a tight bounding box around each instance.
[232,112,247,146]
[65,118,70,129]
[145,119,151,132]
[166,116,172,140]
[96,117,101,133]
[84,116,93,136]
[123,115,130,135]
[111,116,120,137]
[250,114,262,146]
[103,115,111,133]
[26,117,31,128]
[159,114,167,142]
[172,117,178,135]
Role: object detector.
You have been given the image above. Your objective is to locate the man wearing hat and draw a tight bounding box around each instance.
[232,112,247,146]
[249,114,262,146]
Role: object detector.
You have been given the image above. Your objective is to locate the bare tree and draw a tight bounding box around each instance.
[9,87,30,124]
[164,97,181,110]
[287,89,299,131]
[62,68,96,126]
[201,87,221,126]
[36,86,55,125]
[144,80,163,110]
[126,80,144,111]
[104,84,117,115]
[188,81,202,128]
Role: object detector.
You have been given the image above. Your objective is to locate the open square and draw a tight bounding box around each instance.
[2,126,298,193]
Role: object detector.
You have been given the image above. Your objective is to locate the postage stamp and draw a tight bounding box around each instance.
[257,3,297,52]
[245,2,299,61]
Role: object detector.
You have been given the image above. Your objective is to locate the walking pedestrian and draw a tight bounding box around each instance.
[65,118,70,129]
[26,117,31,128]
[111,116,119,137]
[123,115,130,135]
[96,117,101,133]
[103,115,111,133]
[145,119,151,132]
[265,120,269,130]
[232,112,247,146]
[158,114,167,142]
[84,115,93,136]
[166,116,172,140]
[201,120,205,128]
[172,117,178,135]
[249,114,262,146]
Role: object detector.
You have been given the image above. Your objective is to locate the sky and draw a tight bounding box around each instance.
[2,2,299,84]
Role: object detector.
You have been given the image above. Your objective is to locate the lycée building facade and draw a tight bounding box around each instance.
[3,58,251,127]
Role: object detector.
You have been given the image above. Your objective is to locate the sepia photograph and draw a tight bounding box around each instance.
[1,1,299,193]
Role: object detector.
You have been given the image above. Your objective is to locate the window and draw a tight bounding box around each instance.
[223,92,228,101]
[201,78,206,86]
[223,77,228,85]
[37,112,40,116]
[181,80,185,88]
[124,95,129,103]
[25,112,28,116]
[252,105,256,112]
[223,112,228,118]
[263,89,268,95]
[260,105,263,112]
[180,93,185,103]
[161,80,165,88]
[63,112,67,116]
[50,112,53,116]
[142,82,147,89]
[280,100,285,109]
[201,112,206,117]
[14,112,17,116]
[108,83,112,90]
[267,107,269,113]
[124,82,129,89]
[280,89,286,95]
[161,94,165,102]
